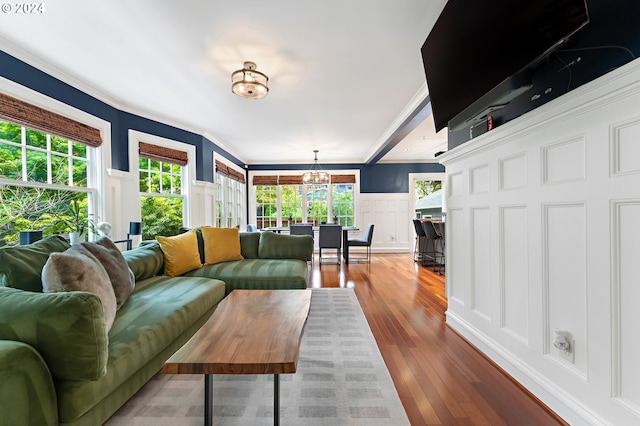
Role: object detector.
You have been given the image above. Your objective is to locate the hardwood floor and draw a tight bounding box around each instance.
[308,253,567,426]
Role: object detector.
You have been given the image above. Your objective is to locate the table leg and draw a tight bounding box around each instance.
[274,373,280,426]
[342,229,349,264]
[204,374,213,426]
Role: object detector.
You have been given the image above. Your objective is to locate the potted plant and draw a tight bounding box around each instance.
[53,198,88,244]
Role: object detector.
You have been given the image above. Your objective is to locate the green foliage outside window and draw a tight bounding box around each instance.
[415,180,442,199]
[332,184,354,226]
[140,196,183,240]
[0,120,91,247]
[0,186,89,247]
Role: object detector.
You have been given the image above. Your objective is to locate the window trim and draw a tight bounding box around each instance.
[214,153,246,228]
[128,130,196,227]
[248,169,359,227]
[0,76,110,224]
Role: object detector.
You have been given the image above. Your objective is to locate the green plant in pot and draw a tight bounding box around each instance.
[53,198,88,244]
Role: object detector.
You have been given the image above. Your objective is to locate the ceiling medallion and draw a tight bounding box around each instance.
[231,61,269,99]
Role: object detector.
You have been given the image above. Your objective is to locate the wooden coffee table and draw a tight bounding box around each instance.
[162,289,312,426]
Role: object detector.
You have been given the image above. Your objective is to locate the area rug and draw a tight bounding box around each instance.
[106,288,409,425]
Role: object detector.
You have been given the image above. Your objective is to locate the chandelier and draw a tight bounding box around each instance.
[302,150,330,184]
[231,61,269,99]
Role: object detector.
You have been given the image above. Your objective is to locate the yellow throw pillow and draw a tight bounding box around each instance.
[156,230,202,276]
[201,226,244,265]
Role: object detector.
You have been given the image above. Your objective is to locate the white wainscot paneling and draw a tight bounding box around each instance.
[448,208,466,306]
[471,207,491,321]
[611,118,640,176]
[470,164,489,195]
[544,203,588,378]
[500,205,529,343]
[542,136,586,185]
[358,193,409,251]
[449,171,465,197]
[499,153,527,191]
[612,201,640,412]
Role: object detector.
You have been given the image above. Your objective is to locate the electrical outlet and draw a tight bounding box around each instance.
[558,339,575,363]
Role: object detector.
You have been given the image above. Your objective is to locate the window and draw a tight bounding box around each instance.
[307,183,328,225]
[0,120,97,246]
[138,150,185,239]
[255,184,277,229]
[250,173,357,228]
[332,183,354,226]
[214,158,246,228]
[281,184,303,226]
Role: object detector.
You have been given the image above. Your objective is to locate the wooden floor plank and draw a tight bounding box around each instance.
[308,253,567,426]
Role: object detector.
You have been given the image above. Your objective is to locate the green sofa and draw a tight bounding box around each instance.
[0,230,313,426]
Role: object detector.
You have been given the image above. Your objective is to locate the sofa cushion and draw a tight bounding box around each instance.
[201,226,244,265]
[42,244,118,333]
[0,236,71,292]
[54,275,226,423]
[79,237,135,309]
[122,240,164,281]
[0,286,108,381]
[239,231,260,259]
[185,258,309,294]
[258,231,314,261]
[156,230,202,276]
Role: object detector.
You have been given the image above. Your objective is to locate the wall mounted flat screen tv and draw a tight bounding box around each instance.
[421,0,590,132]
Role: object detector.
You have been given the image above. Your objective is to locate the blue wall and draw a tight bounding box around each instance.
[0,50,444,191]
[248,162,445,193]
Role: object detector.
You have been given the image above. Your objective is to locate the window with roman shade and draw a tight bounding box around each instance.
[250,173,357,227]
[214,158,246,228]
[0,92,102,245]
[0,93,102,147]
[139,141,188,166]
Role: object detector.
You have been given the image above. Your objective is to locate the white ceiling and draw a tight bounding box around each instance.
[0,0,448,165]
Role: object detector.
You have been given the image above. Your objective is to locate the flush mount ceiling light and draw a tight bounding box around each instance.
[302,150,329,184]
[231,61,269,99]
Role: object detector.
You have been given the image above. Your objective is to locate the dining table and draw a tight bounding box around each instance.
[260,225,360,263]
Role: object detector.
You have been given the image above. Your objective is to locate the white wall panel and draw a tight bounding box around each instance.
[499,153,527,191]
[440,59,640,425]
[500,205,529,343]
[612,201,640,412]
[611,118,640,176]
[543,203,587,377]
[358,193,410,252]
[447,208,466,306]
[471,207,491,321]
[470,164,489,195]
[542,136,585,185]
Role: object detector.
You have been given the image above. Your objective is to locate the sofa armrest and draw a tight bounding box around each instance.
[258,232,314,261]
[0,340,58,426]
[0,286,108,381]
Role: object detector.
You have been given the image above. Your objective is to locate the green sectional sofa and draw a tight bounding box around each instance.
[0,230,313,426]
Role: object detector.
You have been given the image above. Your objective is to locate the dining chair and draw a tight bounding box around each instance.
[421,220,444,274]
[412,219,428,262]
[289,224,313,237]
[318,224,342,264]
[346,224,374,263]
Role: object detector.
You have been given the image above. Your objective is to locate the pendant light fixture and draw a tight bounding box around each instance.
[302,150,330,184]
[231,61,269,99]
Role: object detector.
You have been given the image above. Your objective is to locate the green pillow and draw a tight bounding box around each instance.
[0,236,71,292]
[258,232,313,261]
[122,241,165,281]
[0,286,108,381]
[239,232,260,259]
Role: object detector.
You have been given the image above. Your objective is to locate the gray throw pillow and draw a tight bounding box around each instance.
[42,245,117,333]
[80,237,135,309]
